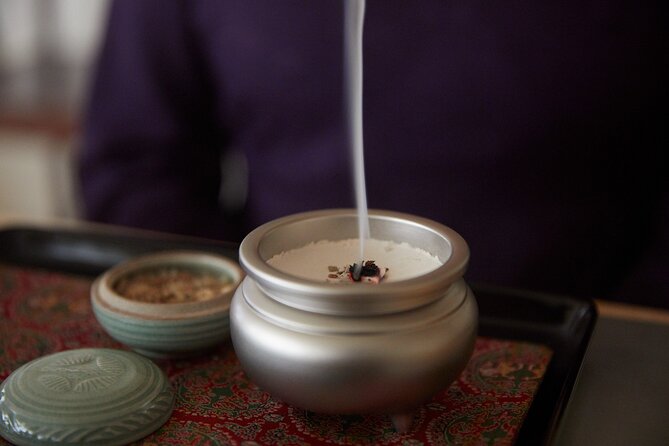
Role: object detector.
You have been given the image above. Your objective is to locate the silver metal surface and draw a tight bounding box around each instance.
[238,208,470,315]
[230,209,478,416]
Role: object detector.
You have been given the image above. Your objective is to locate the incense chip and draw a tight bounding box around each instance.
[326,261,388,284]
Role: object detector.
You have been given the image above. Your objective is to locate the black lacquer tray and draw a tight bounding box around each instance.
[0,226,597,446]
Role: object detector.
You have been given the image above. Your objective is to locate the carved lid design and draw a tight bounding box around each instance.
[0,348,174,446]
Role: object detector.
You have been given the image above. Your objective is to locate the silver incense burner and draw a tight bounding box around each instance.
[230,209,477,431]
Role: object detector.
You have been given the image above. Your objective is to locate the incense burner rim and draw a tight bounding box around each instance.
[238,208,470,315]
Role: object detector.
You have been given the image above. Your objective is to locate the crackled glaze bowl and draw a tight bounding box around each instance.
[91,251,243,358]
[230,209,478,431]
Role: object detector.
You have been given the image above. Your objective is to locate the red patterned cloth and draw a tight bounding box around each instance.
[0,265,552,445]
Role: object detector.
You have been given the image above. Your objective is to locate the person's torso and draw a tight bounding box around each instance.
[191,0,665,296]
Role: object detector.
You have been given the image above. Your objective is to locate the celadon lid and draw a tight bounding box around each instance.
[0,348,174,446]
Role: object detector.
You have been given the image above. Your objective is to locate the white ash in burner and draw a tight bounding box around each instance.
[267,238,442,283]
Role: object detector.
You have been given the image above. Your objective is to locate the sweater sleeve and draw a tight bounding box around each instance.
[78,0,241,240]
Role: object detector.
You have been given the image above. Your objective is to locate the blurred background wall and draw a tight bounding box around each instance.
[0,0,109,219]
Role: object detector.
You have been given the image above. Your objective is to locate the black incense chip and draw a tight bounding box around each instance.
[349,260,380,281]
[326,261,387,284]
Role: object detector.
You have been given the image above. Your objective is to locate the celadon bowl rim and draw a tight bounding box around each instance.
[92,250,244,320]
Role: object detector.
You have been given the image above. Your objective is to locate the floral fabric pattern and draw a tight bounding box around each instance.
[0,265,552,445]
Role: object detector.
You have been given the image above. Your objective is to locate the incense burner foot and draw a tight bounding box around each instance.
[391,413,416,434]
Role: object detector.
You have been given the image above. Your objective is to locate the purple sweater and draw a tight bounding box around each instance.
[79,0,668,306]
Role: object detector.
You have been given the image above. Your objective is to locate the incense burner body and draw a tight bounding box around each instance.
[230,209,477,416]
